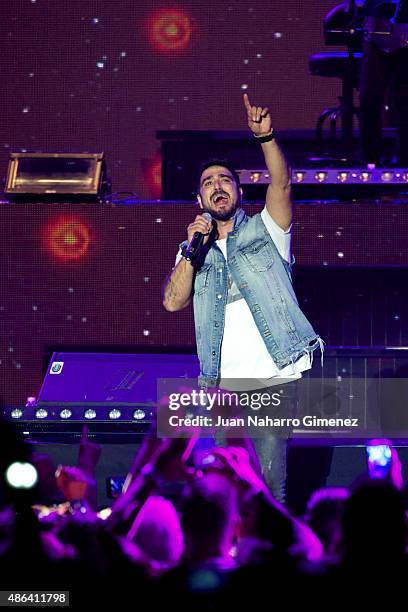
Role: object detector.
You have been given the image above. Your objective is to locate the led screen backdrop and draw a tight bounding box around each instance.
[0,0,342,198]
[1,1,407,407]
[1,202,408,405]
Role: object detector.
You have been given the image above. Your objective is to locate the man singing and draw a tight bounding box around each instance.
[163,94,323,502]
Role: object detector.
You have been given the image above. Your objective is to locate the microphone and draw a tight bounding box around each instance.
[183,212,212,261]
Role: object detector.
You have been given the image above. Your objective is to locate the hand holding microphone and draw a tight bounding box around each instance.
[182,212,213,262]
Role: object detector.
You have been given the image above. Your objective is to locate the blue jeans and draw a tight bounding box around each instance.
[253,379,299,503]
[195,379,298,504]
[213,379,299,505]
[252,435,288,504]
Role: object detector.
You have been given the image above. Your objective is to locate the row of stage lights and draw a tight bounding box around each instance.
[9,408,149,421]
[294,170,408,184]
[238,169,408,185]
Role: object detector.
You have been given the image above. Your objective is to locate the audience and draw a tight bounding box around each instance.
[305,486,349,559]
[1,418,407,608]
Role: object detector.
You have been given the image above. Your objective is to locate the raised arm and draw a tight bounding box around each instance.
[243,93,292,231]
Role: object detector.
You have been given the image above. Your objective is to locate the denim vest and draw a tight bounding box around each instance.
[185,208,322,387]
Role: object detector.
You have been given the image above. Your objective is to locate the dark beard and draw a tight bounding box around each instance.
[207,197,240,221]
[210,208,235,221]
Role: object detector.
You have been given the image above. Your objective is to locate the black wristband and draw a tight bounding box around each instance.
[254,130,275,144]
[181,244,195,263]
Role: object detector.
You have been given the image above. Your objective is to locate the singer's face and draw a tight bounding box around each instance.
[197,165,241,221]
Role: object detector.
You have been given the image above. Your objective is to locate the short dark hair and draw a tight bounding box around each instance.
[195,158,240,194]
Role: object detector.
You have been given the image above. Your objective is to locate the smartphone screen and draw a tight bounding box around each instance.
[106,476,126,498]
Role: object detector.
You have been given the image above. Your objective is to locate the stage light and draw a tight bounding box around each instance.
[142,151,162,199]
[360,172,371,182]
[42,215,92,263]
[315,171,327,182]
[35,408,48,419]
[5,152,108,202]
[11,409,23,419]
[133,409,146,420]
[109,409,121,420]
[239,166,406,187]
[367,444,391,467]
[60,409,72,419]
[98,508,112,520]
[381,171,393,182]
[6,462,38,489]
[84,409,97,420]
[145,8,193,54]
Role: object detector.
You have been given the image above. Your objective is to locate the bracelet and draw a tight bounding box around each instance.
[181,244,196,263]
[254,130,275,143]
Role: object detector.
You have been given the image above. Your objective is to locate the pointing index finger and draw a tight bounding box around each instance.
[243,92,252,111]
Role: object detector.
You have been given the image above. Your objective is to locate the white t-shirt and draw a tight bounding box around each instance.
[176,207,311,389]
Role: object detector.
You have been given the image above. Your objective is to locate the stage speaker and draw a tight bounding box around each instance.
[4,350,200,443]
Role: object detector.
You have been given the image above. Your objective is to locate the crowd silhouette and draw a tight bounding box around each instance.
[1,418,407,607]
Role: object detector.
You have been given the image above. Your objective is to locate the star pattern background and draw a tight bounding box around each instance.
[0,1,406,407]
[0,0,341,198]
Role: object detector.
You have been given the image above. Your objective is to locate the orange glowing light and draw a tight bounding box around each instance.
[142,151,162,199]
[42,216,92,262]
[64,233,77,245]
[145,8,193,54]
